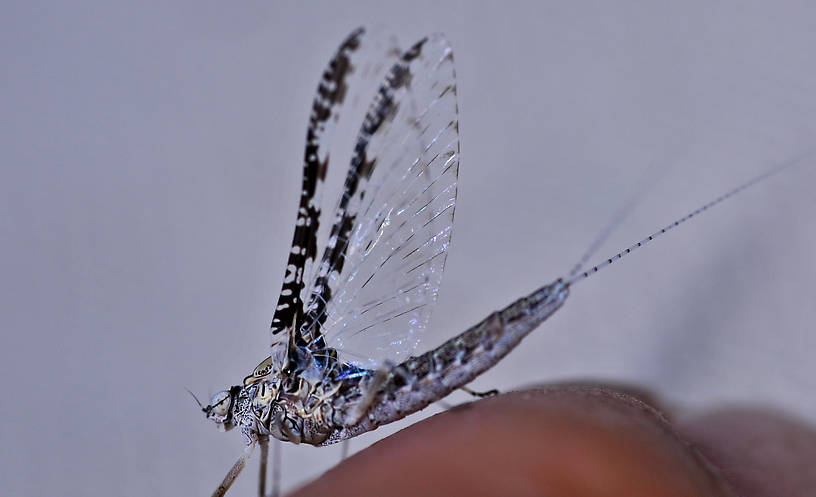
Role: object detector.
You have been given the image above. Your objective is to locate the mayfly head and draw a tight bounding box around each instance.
[203,385,241,432]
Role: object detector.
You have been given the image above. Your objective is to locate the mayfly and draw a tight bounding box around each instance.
[197,28,807,496]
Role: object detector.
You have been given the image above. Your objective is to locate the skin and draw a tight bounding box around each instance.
[290,384,816,497]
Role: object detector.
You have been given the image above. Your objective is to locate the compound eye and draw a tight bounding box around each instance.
[208,390,231,417]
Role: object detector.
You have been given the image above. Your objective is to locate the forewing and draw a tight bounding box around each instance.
[299,35,460,368]
[269,28,399,360]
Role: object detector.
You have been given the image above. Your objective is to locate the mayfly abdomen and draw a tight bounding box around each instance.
[321,279,569,444]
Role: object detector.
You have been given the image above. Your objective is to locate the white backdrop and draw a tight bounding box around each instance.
[2,2,815,495]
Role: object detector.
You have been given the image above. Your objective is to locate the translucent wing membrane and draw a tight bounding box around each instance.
[299,34,460,368]
[269,28,400,361]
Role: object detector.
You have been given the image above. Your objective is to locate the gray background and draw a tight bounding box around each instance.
[2,2,815,496]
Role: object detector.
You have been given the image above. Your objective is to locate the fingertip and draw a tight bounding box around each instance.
[290,385,735,497]
[678,407,816,497]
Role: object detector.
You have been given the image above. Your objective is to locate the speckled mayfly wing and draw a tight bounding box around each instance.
[268,28,400,358]
[297,33,460,369]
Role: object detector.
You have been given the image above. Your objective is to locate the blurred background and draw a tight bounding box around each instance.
[2,1,815,495]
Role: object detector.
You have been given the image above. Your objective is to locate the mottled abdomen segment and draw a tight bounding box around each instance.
[322,279,570,444]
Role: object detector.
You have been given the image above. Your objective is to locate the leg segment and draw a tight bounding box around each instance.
[270,439,281,497]
[340,440,350,461]
[211,442,256,497]
[461,386,499,398]
[257,438,268,497]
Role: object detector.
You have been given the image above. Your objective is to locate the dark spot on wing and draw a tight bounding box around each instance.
[402,37,428,62]
[358,157,376,180]
[318,154,329,182]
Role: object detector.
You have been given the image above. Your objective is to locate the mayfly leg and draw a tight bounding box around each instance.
[271,439,281,497]
[460,386,499,398]
[211,442,256,497]
[258,437,281,497]
[257,437,268,497]
[432,388,496,410]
